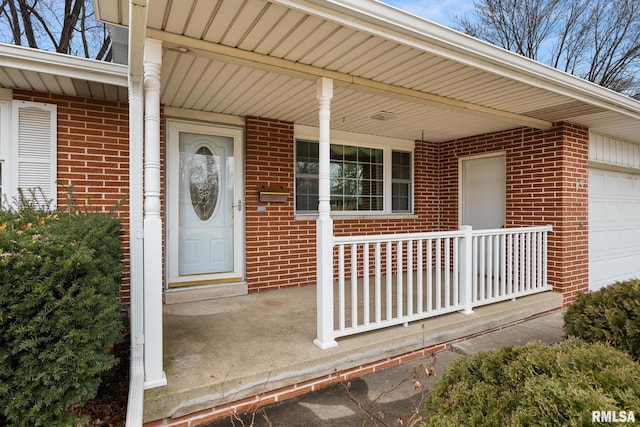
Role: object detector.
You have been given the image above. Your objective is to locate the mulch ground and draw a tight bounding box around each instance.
[73,332,129,426]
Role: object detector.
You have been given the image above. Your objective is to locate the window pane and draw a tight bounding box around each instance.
[392,151,412,213]
[358,147,371,163]
[330,145,344,160]
[392,183,410,211]
[392,151,411,180]
[344,162,359,179]
[296,140,319,174]
[344,146,358,162]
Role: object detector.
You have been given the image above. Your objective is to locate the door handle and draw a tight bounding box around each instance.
[232,199,243,212]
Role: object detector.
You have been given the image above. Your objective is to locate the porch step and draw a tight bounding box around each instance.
[143,287,563,425]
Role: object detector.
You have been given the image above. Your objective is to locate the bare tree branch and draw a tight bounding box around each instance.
[453,0,640,96]
[5,0,22,45]
[17,0,37,47]
[57,0,83,54]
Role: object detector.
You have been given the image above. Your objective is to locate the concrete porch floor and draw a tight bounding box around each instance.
[143,286,563,423]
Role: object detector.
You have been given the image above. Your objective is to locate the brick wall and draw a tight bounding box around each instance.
[439,123,590,305]
[10,93,588,307]
[245,117,440,292]
[246,117,589,301]
[14,90,132,305]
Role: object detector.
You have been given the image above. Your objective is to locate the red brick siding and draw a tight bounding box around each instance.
[244,117,440,292]
[14,90,132,305]
[439,123,589,305]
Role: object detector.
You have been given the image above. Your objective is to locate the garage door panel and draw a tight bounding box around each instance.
[589,168,640,291]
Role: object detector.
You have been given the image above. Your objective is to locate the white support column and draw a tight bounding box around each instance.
[460,225,474,314]
[143,38,167,388]
[314,77,337,349]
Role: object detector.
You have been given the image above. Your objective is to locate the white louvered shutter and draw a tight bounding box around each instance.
[12,101,57,208]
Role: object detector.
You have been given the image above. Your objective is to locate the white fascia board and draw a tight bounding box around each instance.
[273,0,640,121]
[0,43,127,87]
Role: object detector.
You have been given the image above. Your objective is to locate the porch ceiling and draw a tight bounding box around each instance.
[66,0,640,143]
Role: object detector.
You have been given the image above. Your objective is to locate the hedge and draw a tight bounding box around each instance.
[424,339,640,426]
[564,279,640,361]
[0,203,124,426]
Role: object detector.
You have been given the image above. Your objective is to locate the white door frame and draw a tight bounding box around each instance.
[166,119,245,289]
[459,152,506,228]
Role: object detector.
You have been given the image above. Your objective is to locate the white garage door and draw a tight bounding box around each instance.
[589,168,640,291]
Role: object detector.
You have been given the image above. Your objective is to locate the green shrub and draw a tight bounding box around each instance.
[0,203,123,426]
[564,279,640,361]
[424,339,640,426]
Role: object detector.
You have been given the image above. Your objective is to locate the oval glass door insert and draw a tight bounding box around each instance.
[189,146,219,220]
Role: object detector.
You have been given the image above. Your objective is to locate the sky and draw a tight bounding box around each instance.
[380,0,475,28]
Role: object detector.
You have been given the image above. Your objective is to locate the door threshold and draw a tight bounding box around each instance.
[164,281,248,304]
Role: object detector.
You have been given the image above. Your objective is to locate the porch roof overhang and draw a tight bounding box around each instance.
[92,0,640,144]
[0,43,128,102]
[0,0,637,144]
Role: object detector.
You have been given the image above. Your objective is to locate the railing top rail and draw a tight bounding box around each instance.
[333,229,465,245]
[471,225,552,236]
[332,225,552,245]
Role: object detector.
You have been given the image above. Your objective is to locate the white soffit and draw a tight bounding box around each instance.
[0,43,128,102]
[95,0,640,143]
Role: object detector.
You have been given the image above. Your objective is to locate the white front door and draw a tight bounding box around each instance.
[167,120,244,288]
[460,153,506,229]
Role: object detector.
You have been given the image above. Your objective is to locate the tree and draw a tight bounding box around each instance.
[454,0,640,97]
[0,0,111,60]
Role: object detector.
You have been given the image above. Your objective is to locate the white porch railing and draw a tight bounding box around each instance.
[322,225,552,342]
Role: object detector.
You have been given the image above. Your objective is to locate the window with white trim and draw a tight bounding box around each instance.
[295,137,413,215]
[0,99,57,209]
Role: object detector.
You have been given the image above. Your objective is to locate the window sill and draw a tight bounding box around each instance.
[295,213,419,221]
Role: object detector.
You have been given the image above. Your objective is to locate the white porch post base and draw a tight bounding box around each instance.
[143,217,166,388]
[314,77,337,349]
[314,214,337,349]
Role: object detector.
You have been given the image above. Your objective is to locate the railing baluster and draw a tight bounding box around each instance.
[435,238,442,310]
[351,243,358,329]
[444,237,450,308]
[417,239,423,313]
[479,235,485,301]
[397,240,404,320]
[453,236,459,306]
[486,235,492,299]
[500,233,506,298]
[493,235,500,298]
[526,232,532,292]
[515,232,520,294]
[363,243,370,325]
[386,241,392,321]
[507,233,513,296]
[530,232,537,290]
[472,235,478,303]
[520,233,525,293]
[375,242,381,323]
[427,238,433,312]
[338,244,345,331]
[543,228,549,287]
[537,231,543,289]
[407,239,414,317]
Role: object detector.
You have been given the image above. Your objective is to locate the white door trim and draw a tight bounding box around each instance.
[166,119,245,290]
